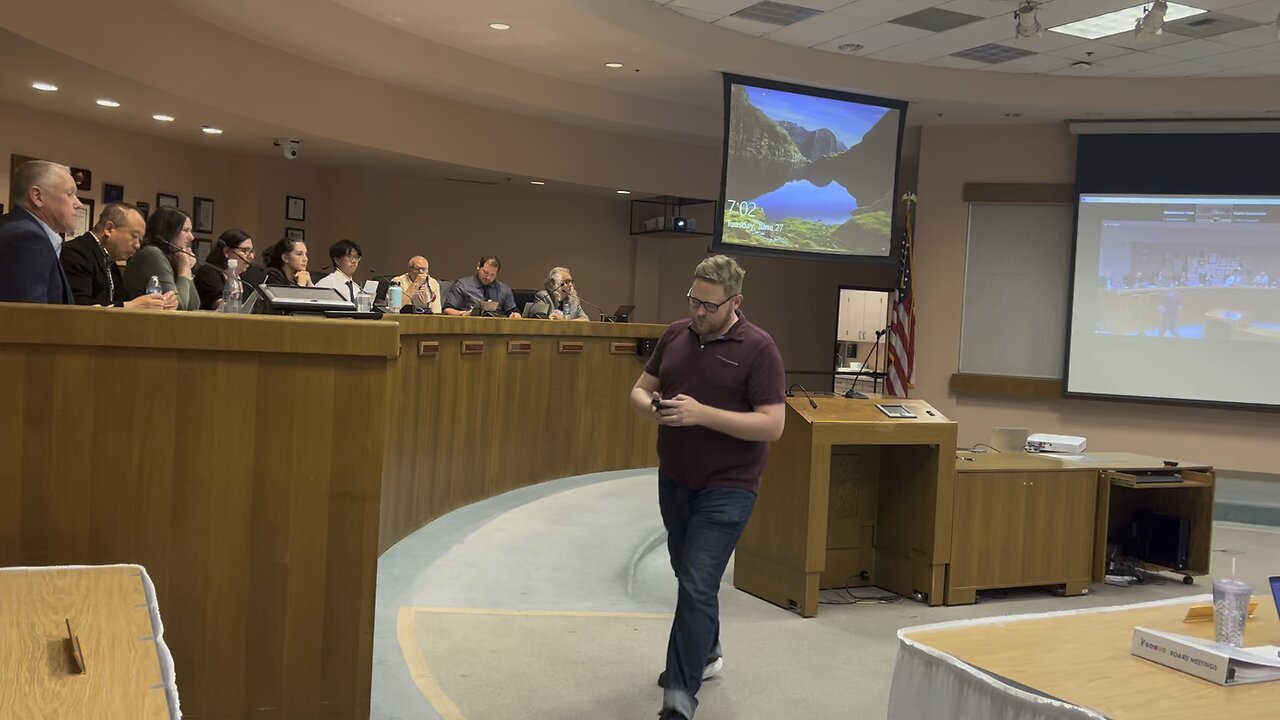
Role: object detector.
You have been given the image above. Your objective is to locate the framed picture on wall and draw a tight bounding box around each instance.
[193,197,215,234]
[286,227,305,242]
[135,201,150,220]
[73,198,94,238]
[71,167,92,192]
[103,183,124,204]
[157,193,179,209]
[285,195,306,222]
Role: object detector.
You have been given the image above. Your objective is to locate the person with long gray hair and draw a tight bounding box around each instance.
[533,266,589,321]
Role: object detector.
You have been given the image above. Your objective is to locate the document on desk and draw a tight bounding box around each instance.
[1132,626,1280,685]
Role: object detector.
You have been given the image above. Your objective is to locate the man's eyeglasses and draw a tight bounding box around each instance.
[343,254,362,262]
[686,291,735,314]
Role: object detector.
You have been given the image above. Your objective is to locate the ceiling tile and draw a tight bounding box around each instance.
[1184,46,1277,69]
[1046,40,1137,61]
[828,0,936,23]
[668,0,758,16]
[1212,24,1280,50]
[792,0,862,10]
[1101,50,1178,70]
[921,54,989,70]
[763,12,880,46]
[712,15,783,35]
[814,21,934,54]
[866,43,947,63]
[988,53,1076,74]
[669,6,724,22]
[1104,30,1193,51]
[935,0,1019,19]
[1215,1,1280,23]
[1047,63,1129,77]
[1147,37,1238,59]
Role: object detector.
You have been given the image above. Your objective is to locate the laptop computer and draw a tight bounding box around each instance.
[605,304,635,322]
[1270,575,1280,621]
[522,301,550,319]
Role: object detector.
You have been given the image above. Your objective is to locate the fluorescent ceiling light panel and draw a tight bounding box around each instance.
[1050,3,1206,40]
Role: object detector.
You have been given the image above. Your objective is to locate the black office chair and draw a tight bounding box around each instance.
[512,288,540,312]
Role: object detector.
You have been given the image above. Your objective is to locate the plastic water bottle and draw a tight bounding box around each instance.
[145,275,162,296]
[221,259,242,313]
[387,283,403,313]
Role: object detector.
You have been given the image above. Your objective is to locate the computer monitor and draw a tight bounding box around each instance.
[522,301,550,319]
[257,285,356,315]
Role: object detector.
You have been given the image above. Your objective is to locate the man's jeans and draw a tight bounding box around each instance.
[658,475,757,719]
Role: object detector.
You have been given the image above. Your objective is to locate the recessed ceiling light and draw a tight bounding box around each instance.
[530,180,546,185]
[1049,3,1205,40]
[489,22,511,30]
[95,99,120,108]
[1071,61,1093,70]
[616,190,631,195]
[201,126,223,135]
[837,43,864,53]
[153,114,175,122]
[604,62,624,69]
[31,82,58,92]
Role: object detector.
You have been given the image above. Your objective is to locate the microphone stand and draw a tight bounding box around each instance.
[575,295,609,321]
[786,383,818,409]
[844,329,887,399]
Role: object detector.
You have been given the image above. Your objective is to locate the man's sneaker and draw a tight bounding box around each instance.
[656,655,723,687]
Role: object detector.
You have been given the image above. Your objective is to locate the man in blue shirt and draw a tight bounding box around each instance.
[443,254,520,318]
[0,160,82,304]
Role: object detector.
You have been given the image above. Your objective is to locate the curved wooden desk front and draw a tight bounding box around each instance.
[0,304,663,720]
[378,315,663,551]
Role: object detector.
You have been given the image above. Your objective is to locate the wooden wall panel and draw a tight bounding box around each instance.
[0,306,665,718]
[378,317,665,552]
[0,304,396,720]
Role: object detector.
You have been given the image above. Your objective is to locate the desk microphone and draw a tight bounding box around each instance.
[786,383,818,409]
[575,295,609,320]
[457,284,502,316]
[845,329,887,399]
[156,238,198,260]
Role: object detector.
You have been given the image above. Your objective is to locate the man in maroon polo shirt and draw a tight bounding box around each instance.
[629,254,785,720]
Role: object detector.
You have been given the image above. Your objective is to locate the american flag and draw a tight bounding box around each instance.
[886,195,916,397]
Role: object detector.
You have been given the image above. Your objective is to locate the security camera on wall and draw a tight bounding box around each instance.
[274,138,301,160]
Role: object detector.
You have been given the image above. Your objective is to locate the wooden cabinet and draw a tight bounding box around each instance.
[837,289,889,342]
[947,469,1097,605]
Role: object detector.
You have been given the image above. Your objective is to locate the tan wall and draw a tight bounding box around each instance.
[915,123,1277,474]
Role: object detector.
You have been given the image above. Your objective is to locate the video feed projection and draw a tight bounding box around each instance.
[1067,194,1280,407]
[717,76,905,260]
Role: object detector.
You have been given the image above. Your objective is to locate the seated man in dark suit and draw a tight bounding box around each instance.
[61,202,169,309]
[0,160,81,304]
[442,254,521,318]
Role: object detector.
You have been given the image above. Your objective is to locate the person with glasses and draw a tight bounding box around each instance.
[314,239,364,302]
[263,237,312,287]
[391,255,441,314]
[442,254,521,318]
[195,228,264,310]
[629,255,785,720]
[533,266,589,321]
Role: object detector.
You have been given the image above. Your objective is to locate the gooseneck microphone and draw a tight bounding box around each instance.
[786,383,818,409]
[575,295,608,320]
[845,329,887,399]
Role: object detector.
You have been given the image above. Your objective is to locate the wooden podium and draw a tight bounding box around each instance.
[734,397,957,616]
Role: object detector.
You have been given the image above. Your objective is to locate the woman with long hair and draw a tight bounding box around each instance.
[264,236,312,286]
[195,228,258,310]
[123,206,198,310]
[534,266,589,321]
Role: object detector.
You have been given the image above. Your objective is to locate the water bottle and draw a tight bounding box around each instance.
[145,275,162,296]
[387,283,403,312]
[221,259,243,314]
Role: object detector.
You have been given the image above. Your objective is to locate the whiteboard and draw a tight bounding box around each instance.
[959,203,1074,379]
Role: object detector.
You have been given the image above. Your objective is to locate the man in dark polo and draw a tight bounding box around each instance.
[629,254,785,720]
[442,254,521,318]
